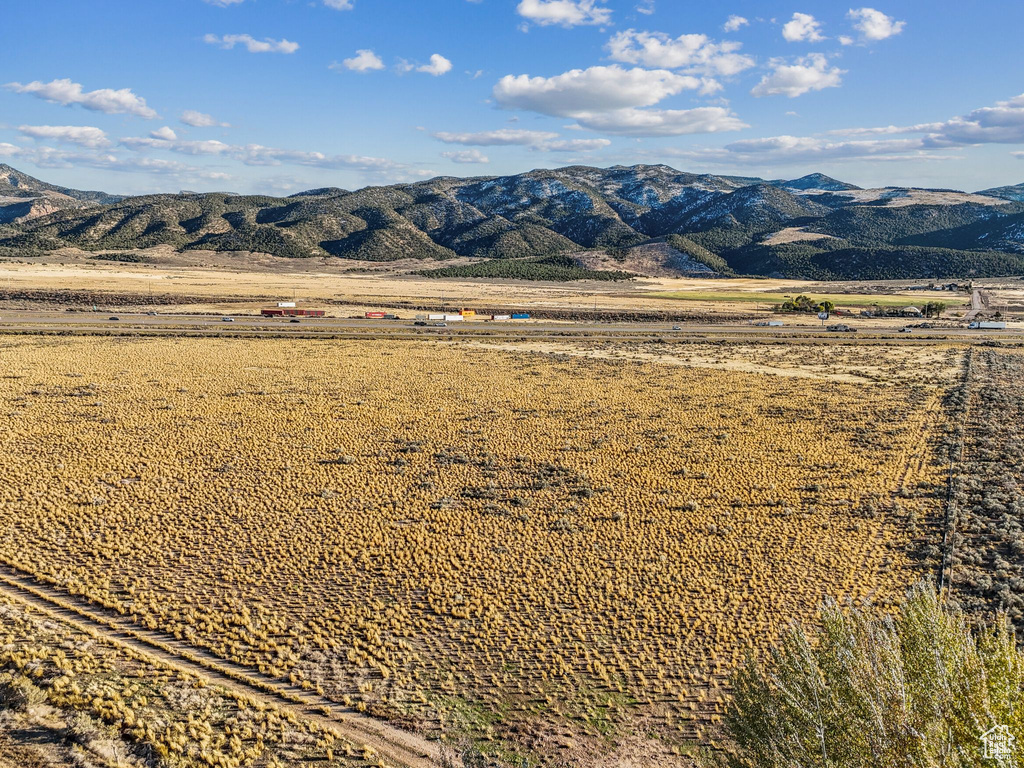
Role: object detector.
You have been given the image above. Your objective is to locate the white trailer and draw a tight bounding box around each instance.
[969,321,1007,329]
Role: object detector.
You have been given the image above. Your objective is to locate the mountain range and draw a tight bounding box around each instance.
[2,162,1024,280]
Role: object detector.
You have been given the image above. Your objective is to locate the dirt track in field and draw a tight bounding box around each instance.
[0,563,443,768]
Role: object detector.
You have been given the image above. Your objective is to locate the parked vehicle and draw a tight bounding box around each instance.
[108,316,120,321]
[222,317,234,322]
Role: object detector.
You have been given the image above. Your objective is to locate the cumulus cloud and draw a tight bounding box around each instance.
[418,54,453,76]
[17,125,111,148]
[180,110,230,128]
[5,78,158,119]
[607,29,755,77]
[203,34,299,54]
[337,49,385,72]
[723,15,749,32]
[441,149,490,163]
[433,128,561,146]
[516,0,611,28]
[492,65,746,137]
[848,7,905,41]
[918,93,1024,147]
[751,54,844,98]
[494,65,700,116]
[636,0,655,15]
[782,12,825,42]
[570,107,747,136]
[323,0,354,9]
[150,126,178,141]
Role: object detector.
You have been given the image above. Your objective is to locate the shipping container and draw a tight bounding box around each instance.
[460,309,476,317]
[428,313,445,320]
[415,314,427,320]
[768,320,784,327]
[444,314,464,322]
[492,314,511,321]
[277,301,296,308]
[365,312,386,319]
[511,313,531,319]
[383,314,398,320]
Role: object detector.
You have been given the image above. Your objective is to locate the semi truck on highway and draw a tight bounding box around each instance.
[969,321,1007,329]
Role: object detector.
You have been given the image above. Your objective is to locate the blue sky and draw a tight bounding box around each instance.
[2,0,1022,195]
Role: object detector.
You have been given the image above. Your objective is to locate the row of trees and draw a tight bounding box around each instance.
[780,295,836,313]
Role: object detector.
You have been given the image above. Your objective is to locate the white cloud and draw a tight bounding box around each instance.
[494,65,700,116]
[323,0,354,9]
[751,54,844,98]
[180,110,230,128]
[636,0,655,14]
[433,129,614,151]
[543,138,612,151]
[664,93,1024,168]
[203,34,299,54]
[433,128,561,146]
[0,144,223,178]
[17,125,111,148]
[569,106,747,136]
[418,54,453,76]
[663,136,947,167]
[121,136,233,155]
[492,65,746,137]
[337,49,385,72]
[150,126,178,141]
[918,93,1024,147]
[848,8,905,41]
[441,149,490,163]
[782,12,825,42]
[203,0,245,5]
[839,35,854,46]
[607,29,755,77]
[119,133,425,182]
[723,15,749,32]
[516,0,611,28]
[5,78,158,119]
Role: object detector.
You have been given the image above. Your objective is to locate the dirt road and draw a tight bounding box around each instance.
[0,564,442,768]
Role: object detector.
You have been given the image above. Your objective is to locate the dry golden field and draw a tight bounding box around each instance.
[0,594,369,768]
[0,335,957,765]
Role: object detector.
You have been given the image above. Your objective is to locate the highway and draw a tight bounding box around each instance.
[0,309,1020,342]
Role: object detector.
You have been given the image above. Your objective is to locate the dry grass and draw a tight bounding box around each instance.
[0,335,954,764]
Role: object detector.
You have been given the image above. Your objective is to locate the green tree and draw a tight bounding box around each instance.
[702,583,1024,768]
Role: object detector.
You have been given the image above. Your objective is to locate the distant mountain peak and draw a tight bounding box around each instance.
[977,183,1024,203]
[774,173,861,192]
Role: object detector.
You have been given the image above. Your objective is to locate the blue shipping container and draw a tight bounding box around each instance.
[511,313,530,319]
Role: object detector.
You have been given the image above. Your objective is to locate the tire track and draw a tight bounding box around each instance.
[0,564,442,768]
